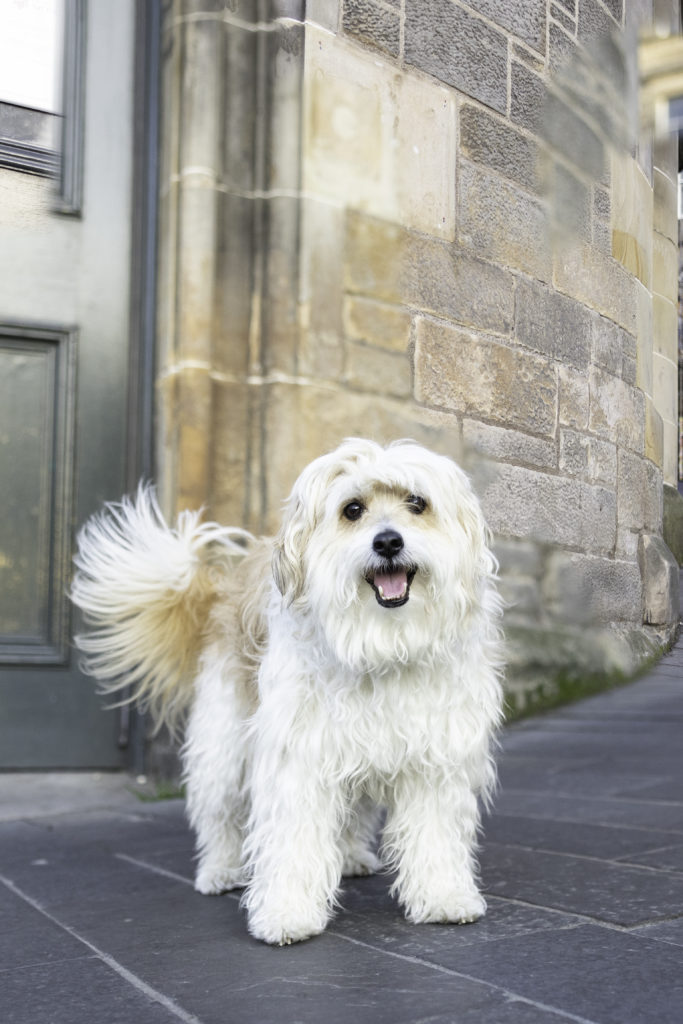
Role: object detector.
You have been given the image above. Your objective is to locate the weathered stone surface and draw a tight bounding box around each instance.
[510,62,545,134]
[345,213,515,335]
[652,294,678,362]
[480,463,616,553]
[577,0,619,43]
[415,320,557,436]
[543,552,642,625]
[545,90,605,181]
[663,483,683,565]
[298,197,345,379]
[460,104,542,194]
[652,232,678,304]
[459,160,551,281]
[589,367,645,453]
[558,365,589,429]
[591,315,625,377]
[342,0,400,56]
[653,167,677,244]
[611,150,653,288]
[617,450,662,532]
[345,341,412,398]
[554,242,637,334]
[559,429,617,486]
[463,419,557,470]
[404,0,508,113]
[550,3,576,33]
[652,352,678,425]
[645,397,664,468]
[638,534,680,626]
[304,26,455,237]
[515,278,592,368]
[343,296,412,353]
[493,538,544,578]
[465,0,546,51]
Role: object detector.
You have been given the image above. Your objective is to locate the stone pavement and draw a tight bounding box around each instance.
[1,643,682,1024]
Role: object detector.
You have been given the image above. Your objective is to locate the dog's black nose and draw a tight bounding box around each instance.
[373,529,404,559]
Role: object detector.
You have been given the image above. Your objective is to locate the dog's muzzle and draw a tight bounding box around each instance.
[366,530,416,607]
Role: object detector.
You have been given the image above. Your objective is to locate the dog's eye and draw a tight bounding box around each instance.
[342,501,365,522]
[407,495,427,514]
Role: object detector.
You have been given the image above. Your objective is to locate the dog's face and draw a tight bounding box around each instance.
[273,439,495,671]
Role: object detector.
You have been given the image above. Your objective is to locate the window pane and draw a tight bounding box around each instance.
[0,0,63,113]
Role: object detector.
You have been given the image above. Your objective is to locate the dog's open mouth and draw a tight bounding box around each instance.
[365,567,417,608]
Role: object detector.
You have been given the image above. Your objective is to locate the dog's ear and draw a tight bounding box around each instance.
[272,497,310,603]
[271,451,341,603]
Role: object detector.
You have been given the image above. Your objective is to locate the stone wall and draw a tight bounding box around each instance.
[155,0,681,709]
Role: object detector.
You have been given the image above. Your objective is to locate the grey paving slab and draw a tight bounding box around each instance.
[632,917,683,946]
[0,882,89,971]
[496,753,678,799]
[618,842,683,872]
[492,788,683,832]
[480,842,683,925]
[448,922,683,1024]
[0,956,186,1024]
[481,811,683,860]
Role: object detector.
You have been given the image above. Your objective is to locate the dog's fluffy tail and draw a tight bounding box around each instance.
[71,485,252,732]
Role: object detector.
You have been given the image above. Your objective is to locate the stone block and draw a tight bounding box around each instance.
[343,296,412,353]
[662,419,679,489]
[298,198,345,379]
[558,365,589,429]
[211,380,250,525]
[591,315,624,377]
[638,533,680,626]
[617,449,662,533]
[493,538,544,578]
[515,278,592,369]
[543,552,642,626]
[652,232,678,304]
[404,0,508,114]
[652,294,677,361]
[611,151,653,288]
[510,63,545,134]
[463,419,557,470]
[464,0,546,51]
[577,0,619,43]
[414,320,557,436]
[304,25,455,237]
[553,242,637,335]
[480,463,616,553]
[345,341,412,398]
[345,213,515,335]
[550,3,576,33]
[652,351,678,425]
[589,367,645,453]
[458,160,551,282]
[559,429,617,486]
[342,0,400,56]
[548,160,591,243]
[459,104,542,194]
[653,168,677,244]
[645,396,664,468]
[305,0,339,30]
[545,90,605,181]
[663,483,683,564]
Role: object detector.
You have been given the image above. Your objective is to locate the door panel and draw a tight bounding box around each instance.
[0,0,139,768]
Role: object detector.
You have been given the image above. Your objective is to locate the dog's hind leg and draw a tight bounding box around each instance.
[341,794,382,877]
[183,647,252,895]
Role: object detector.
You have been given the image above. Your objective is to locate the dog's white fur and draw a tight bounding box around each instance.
[71,439,504,945]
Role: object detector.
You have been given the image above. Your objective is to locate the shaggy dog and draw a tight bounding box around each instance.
[71,439,504,945]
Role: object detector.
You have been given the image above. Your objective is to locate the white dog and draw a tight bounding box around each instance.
[71,439,504,945]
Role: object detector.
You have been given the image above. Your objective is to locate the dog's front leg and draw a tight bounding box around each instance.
[384,769,486,926]
[243,724,346,945]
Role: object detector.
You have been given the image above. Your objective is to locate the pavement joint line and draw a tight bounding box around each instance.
[490,806,683,836]
[485,839,683,875]
[500,789,683,809]
[113,853,244,903]
[0,871,204,1024]
[484,892,682,935]
[0,953,98,975]
[330,930,601,1024]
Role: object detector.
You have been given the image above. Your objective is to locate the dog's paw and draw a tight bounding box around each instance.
[194,864,247,895]
[342,848,382,877]
[405,889,486,926]
[246,897,330,946]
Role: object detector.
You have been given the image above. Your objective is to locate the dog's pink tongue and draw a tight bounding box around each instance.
[374,570,407,599]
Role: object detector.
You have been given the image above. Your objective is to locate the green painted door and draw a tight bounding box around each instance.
[0,0,144,768]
